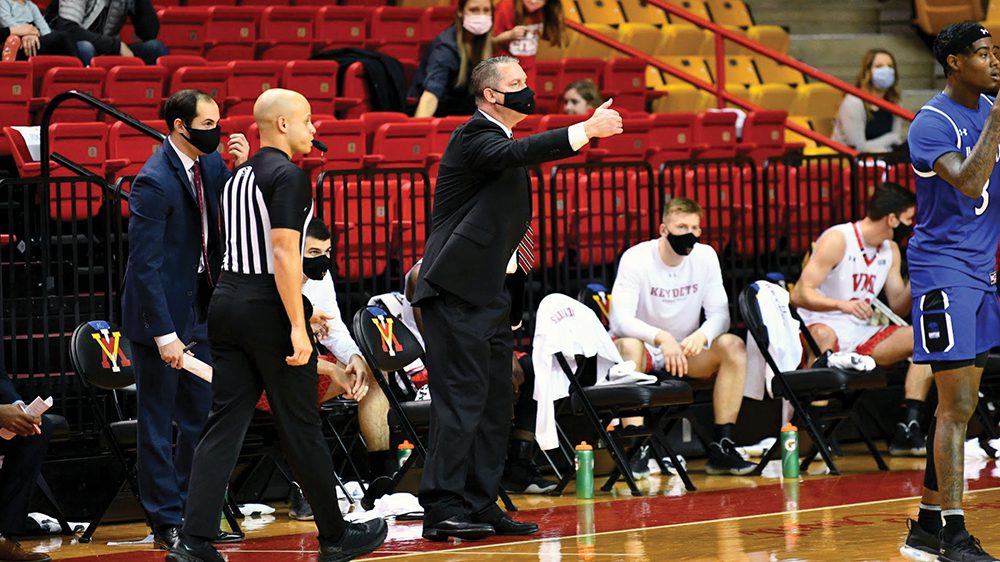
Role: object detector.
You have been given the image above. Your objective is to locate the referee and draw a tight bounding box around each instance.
[167,89,387,562]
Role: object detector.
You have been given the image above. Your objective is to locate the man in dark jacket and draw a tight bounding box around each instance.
[120,89,247,550]
[412,56,622,541]
[46,0,166,64]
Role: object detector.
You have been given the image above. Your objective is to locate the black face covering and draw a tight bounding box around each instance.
[303,255,331,281]
[667,232,698,256]
[182,124,222,155]
[495,86,536,115]
[893,221,913,243]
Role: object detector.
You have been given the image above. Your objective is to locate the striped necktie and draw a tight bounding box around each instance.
[517,224,534,274]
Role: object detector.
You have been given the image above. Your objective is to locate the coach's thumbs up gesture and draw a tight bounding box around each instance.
[583,98,624,139]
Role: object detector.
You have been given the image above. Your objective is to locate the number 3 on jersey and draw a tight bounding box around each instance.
[977,179,990,216]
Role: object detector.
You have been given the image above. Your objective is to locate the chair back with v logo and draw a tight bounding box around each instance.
[352,306,424,374]
[577,282,613,329]
[70,320,135,390]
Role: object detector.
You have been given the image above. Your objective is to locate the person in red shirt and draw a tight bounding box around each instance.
[492,0,566,87]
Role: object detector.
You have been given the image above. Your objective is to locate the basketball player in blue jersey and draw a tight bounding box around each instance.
[900,22,1000,562]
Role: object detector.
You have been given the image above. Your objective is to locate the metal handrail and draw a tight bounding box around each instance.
[644,0,915,122]
[39,90,165,180]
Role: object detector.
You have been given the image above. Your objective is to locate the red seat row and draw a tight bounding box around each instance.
[156,5,452,63]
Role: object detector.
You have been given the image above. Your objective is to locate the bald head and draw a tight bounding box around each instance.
[253,88,315,157]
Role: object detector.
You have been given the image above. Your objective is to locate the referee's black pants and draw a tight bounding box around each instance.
[182,274,346,542]
[418,289,512,525]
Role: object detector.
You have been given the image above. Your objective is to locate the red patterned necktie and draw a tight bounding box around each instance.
[192,163,214,286]
[517,224,534,274]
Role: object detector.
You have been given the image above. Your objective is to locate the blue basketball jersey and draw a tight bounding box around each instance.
[907,92,1000,295]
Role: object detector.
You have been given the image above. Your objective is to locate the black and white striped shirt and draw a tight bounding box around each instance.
[221,148,313,275]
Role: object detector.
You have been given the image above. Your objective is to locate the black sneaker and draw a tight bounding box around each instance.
[940,529,1000,562]
[629,445,651,480]
[891,421,928,457]
[319,518,388,562]
[502,459,558,494]
[705,438,756,476]
[288,483,314,521]
[657,454,687,476]
[899,519,941,562]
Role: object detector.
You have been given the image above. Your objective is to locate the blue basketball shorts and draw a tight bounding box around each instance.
[911,286,1000,366]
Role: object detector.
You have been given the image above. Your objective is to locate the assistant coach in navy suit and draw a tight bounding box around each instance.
[411,56,622,541]
[121,89,248,550]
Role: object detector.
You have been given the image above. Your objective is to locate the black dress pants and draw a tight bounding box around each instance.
[0,416,51,535]
[181,275,346,542]
[418,289,513,525]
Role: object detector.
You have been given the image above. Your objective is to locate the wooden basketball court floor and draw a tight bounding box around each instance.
[21,449,1000,561]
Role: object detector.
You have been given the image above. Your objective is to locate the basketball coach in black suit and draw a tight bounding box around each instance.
[411,56,623,541]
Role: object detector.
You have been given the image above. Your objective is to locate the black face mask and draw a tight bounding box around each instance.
[495,86,536,115]
[893,221,913,243]
[182,124,222,155]
[667,232,698,256]
[303,255,331,281]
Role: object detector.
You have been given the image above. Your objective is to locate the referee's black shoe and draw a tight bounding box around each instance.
[165,540,225,562]
[319,518,388,562]
[422,514,495,541]
[472,513,538,536]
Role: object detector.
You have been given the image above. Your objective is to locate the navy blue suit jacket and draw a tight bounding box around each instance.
[121,139,230,345]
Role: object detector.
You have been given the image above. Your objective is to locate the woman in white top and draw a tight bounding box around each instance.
[831,49,905,153]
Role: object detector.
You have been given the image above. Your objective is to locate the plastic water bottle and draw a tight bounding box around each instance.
[397,440,414,468]
[575,441,594,499]
[781,423,799,478]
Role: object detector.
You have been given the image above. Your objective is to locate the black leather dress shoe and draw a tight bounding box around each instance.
[212,530,243,543]
[165,540,225,562]
[153,526,181,550]
[478,515,539,536]
[422,514,495,542]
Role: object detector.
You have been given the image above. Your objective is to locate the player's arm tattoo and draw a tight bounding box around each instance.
[934,107,1000,199]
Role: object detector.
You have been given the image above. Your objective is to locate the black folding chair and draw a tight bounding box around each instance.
[351,305,517,511]
[70,320,242,543]
[69,320,149,543]
[738,282,888,475]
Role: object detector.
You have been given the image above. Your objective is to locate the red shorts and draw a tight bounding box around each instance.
[255,354,338,413]
[800,324,900,366]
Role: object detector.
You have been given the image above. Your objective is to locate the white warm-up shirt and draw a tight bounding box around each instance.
[303,274,362,363]
[609,240,730,346]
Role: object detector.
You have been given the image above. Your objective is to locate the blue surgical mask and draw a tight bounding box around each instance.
[871,66,895,90]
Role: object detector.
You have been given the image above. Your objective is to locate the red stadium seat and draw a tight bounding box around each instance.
[569,171,646,267]
[367,6,424,62]
[531,174,568,269]
[420,6,454,42]
[304,119,368,178]
[776,160,849,254]
[359,112,409,151]
[369,121,433,168]
[692,110,738,159]
[258,6,317,61]
[0,62,32,155]
[315,6,372,51]
[203,6,262,61]
[339,61,370,118]
[394,179,430,273]
[282,60,361,117]
[226,61,284,116]
[648,112,697,166]
[29,55,82,95]
[157,7,210,56]
[156,55,207,95]
[427,115,465,180]
[602,58,647,113]
[90,56,144,70]
[169,66,236,110]
[103,66,167,121]
[513,114,542,139]
[534,61,562,114]
[34,67,106,122]
[329,179,394,280]
[738,110,794,163]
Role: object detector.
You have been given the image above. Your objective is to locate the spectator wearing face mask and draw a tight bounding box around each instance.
[831,49,905,153]
[492,0,566,89]
[410,0,494,118]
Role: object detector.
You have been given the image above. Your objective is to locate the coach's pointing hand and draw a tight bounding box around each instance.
[583,99,624,139]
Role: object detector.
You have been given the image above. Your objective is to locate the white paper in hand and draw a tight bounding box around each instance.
[182,355,213,383]
[1,396,52,440]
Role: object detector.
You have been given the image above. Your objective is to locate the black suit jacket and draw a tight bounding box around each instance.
[412,112,578,307]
